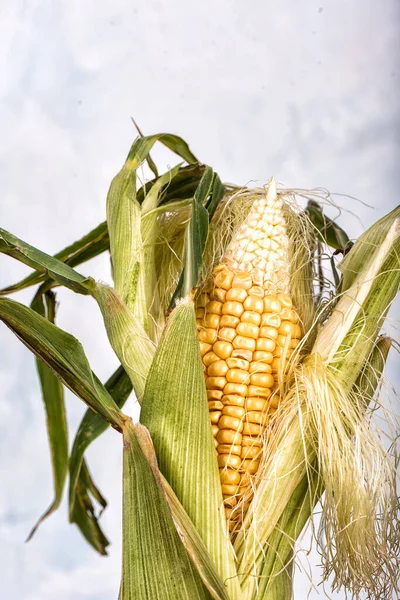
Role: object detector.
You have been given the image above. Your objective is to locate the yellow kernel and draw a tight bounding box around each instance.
[245,397,267,411]
[277,293,292,308]
[213,341,233,359]
[206,377,227,390]
[222,301,244,318]
[218,444,242,455]
[211,425,219,437]
[236,322,259,339]
[243,296,264,313]
[232,349,253,361]
[215,269,234,290]
[274,346,295,358]
[226,368,249,385]
[233,335,256,351]
[206,300,223,315]
[239,472,253,487]
[208,400,223,410]
[241,445,262,459]
[196,293,210,308]
[256,338,276,352]
[213,436,219,448]
[219,415,244,432]
[248,385,272,398]
[208,360,229,377]
[269,394,280,409]
[209,411,221,424]
[259,323,279,338]
[222,484,240,496]
[241,459,260,474]
[199,328,218,344]
[232,273,252,289]
[226,357,249,370]
[241,310,261,326]
[280,308,296,322]
[264,296,282,313]
[207,389,223,401]
[199,341,212,356]
[223,495,237,507]
[222,394,245,407]
[195,308,205,319]
[204,313,220,329]
[261,313,281,328]
[203,351,220,366]
[196,319,203,330]
[219,468,241,485]
[226,287,248,302]
[248,285,264,297]
[242,422,263,436]
[217,429,242,445]
[218,454,242,468]
[212,287,226,302]
[241,435,262,447]
[253,350,274,363]
[271,357,288,373]
[249,362,272,374]
[220,315,240,328]
[246,410,268,425]
[224,382,248,397]
[250,372,274,387]
[219,327,237,342]
[222,405,245,419]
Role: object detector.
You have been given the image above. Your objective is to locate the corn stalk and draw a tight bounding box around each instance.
[0,131,398,599]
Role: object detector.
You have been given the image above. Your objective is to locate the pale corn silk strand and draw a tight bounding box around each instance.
[196,181,304,536]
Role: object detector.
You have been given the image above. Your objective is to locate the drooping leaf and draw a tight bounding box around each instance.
[0,222,109,296]
[171,168,214,303]
[305,201,353,252]
[0,297,124,430]
[26,289,69,541]
[0,228,92,295]
[140,300,240,599]
[69,365,132,521]
[120,421,212,600]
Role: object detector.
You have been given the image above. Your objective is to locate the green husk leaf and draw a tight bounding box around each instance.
[240,335,392,600]
[0,228,92,295]
[69,365,132,520]
[0,222,109,296]
[313,206,400,389]
[120,421,212,600]
[0,297,124,430]
[26,289,69,541]
[91,283,155,402]
[140,300,240,600]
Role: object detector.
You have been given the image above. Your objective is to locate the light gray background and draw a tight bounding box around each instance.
[0,1,399,599]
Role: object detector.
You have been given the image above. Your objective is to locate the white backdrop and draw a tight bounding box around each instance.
[0,1,399,599]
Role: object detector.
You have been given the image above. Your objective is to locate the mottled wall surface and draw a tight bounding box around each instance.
[0,1,399,598]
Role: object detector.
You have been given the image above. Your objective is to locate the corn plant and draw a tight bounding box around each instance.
[0,132,399,600]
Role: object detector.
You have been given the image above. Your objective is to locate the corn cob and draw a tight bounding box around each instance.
[196,181,302,533]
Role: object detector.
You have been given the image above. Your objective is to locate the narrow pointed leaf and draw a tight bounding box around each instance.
[140,301,240,599]
[121,421,211,600]
[69,366,132,519]
[205,174,225,221]
[0,297,124,430]
[0,228,92,295]
[25,290,69,540]
[0,222,109,296]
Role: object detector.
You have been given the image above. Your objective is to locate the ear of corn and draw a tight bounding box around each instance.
[197,181,303,533]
